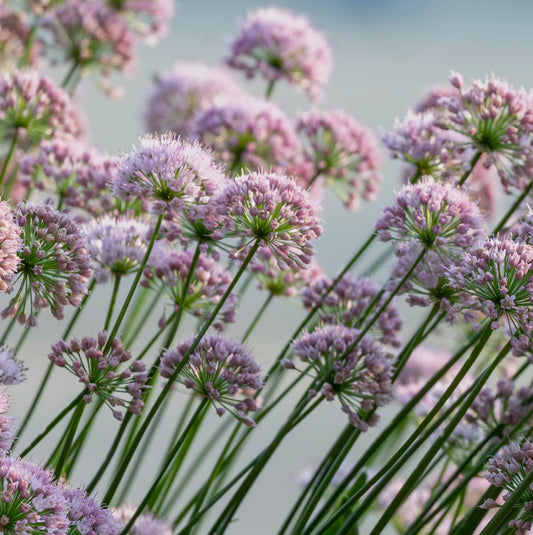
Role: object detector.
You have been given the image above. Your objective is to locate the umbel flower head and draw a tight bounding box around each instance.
[113,505,172,535]
[48,332,147,420]
[216,171,322,269]
[226,6,333,101]
[0,346,25,385]
[160,334,263,427]
[286,325,393,431]
[0,199,22,294]
[3,202,93,327]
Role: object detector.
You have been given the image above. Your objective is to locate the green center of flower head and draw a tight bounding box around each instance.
[473,106,516,153]
[0,480,34,532]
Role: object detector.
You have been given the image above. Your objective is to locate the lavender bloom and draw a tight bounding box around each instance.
[0,392,14,455]
[145,62,246,137]
[112,133,224,214]
[301,274,403,347]
[0,199,22,293]
[83,214,150,283]
[160,334,263,426]
[112,505,172,535]
[0,347,25,385]
[288,325,393,431]
[4,202,92,327]
[297,110,382,210]
[216,171,322,269]
[49,332,147,420]
[414,84,460,114]
[192,96,301,175]
[0,69,83,144]
[396,345,451,384]
[0,5,41,69]
[226,6,333,101]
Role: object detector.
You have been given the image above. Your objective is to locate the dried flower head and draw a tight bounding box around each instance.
[0,200,22,294]
[160,334,263,426]
[0,347,25,385]
[113,505,172,535]
[226,6,333,101]
[48,332,147,420]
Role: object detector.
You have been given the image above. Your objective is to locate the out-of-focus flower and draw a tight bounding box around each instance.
[113,504,172,535]
[0,346,26,385]
[0,5,41,69]
[396,345,451,384]
[0,392,14,455]
[0,199,22,293]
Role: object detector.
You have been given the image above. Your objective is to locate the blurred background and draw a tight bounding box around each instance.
[12,0,533,533]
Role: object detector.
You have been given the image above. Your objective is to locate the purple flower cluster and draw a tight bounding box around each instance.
[160,334,263,426]
[0,347,25,385]
[0,392,14,456]
[113,505,172,535]
[48,332,147,420]
[0,5,40,69]
[226,6,333,101]
[287,325,393,431]
[0,200,21,294]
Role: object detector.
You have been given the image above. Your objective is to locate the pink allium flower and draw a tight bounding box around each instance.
[296,110,382,210]
[4,202,93,327]
[287,325,393,431]
[145,62,246,137]
[0,69,83,144]
[0,5,41,69]
[160,334,263,426]
[192,96,301,175]
[49,332,147,420]
[0,200,22,293]
[226,6,333,101]
[414,84,460,114]
[112,133,224,214]
[301,274,403,347]
[113,505,172,535]
[0,391,14,455]
[0,347,25,385]
[396,345,451,384]
[216,171,322,269]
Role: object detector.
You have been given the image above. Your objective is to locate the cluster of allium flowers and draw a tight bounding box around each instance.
[82,214,150,283]
[142,245,236,331]
[160,334,263,426]
[4,202,92,327]
[0,200,21,293]
[0,392,14,455]
[0,456,70,533]
[285,325,393,431]
[48,332,147,420]
[397,345,451,384]
[226,6,332,101]
[192,96,301,174]
[296,110,382,210]
[301,274,403,347]
[144,62,245,137]
[0,347,25,385]
[112,133,224,214]
[439,72,533,191]
[446,238,533,341]
[19,138,118,214]
[113,505,172,535]
[216,171,322,269]
[0,5,40,69]
[414,84,461,114]
[482,439,533,533]
[249,247,322,297]
[0,69,82,144]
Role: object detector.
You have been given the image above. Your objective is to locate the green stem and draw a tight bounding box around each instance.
[265,79,276,99]
[104,275,121,331]
[241,293,273,342]
[123,287,161,348]
[61,61,79,89]
[458,151,482,185]
[492,180,533,234]
[0,131,18,188]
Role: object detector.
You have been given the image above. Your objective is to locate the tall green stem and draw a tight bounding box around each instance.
[104,275,121,331]
[0,132,18,188]
[241,293,273,342]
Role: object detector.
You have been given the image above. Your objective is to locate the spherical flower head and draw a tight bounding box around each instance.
[19,138,119,215]
[49,332,147,420]
[142,245,237,331]
[113,505,172,535]
[0,347,25,385]
[297,110,382,210]
[0,200,22,294]
[226,6,333,101]
[192,96,301,175]
[0,69,83,145]
[0,392,14,455]
[216,171,322,269]
[0,456,70,533]
[160,334,262,426]
[144,62,246,137]
[439,72,533,191]
[82,214,150,283]
[112,133,225,215]
[301,274,403,347]
[288,325,393,431]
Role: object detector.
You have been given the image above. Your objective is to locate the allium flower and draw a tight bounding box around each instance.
[0,69,82,144]
[0,347,25,385]
[439,72,533,191]
[301,274,403,347]
[48,332,147,420]
[160,334,263,426]
[0,392,14,455]
[226,6,333,101]
[112,133,224,214]
[396,345,451,384]
[142,245,236,332]
[19,138,118,214]
[0,199,22,293]
[144,62,246,137]
[287,325,393,431]
[296,110,382,210]
[216,171,322,269]
[83,214,150,283]
[192,96,301,174]
[0,456,70,533]
[113,505,172,535]
[0,5,40,69]
[4,202,92,327]
[414,84,460,114]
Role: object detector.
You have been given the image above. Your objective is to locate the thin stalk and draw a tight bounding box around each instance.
[265,80,275,99]
[0,132,18,188]
[458,151,482,185]
[61,61,79,89]
[104,275,121,331]
[241,293,273,342]
[123,287,161,348]
[492,180,533,234]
